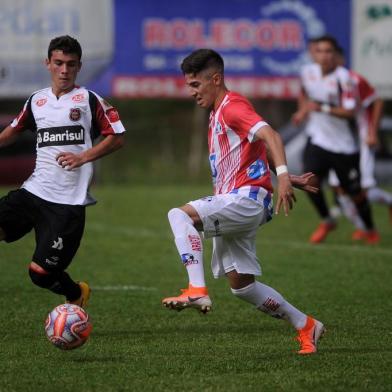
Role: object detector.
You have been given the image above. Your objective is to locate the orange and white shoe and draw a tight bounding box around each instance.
[309,222,337,244]
[362,230,380,245]
[296,316,326,355]
[351,229,367,241]
[162,284,212,314]
[67,281,91,309]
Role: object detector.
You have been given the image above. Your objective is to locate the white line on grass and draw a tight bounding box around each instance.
[92,285,157,291]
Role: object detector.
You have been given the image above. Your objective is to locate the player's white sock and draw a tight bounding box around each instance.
[231,281,307,329]
[337,194,365,230]
[168,208,206,288]
[367,187,392,205]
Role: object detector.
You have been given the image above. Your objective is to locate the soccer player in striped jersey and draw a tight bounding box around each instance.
[162,49,325,355]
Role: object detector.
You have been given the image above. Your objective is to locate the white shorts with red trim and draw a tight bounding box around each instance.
[188,187,273,278]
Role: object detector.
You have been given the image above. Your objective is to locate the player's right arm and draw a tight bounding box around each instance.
[0,95,35,148]
[255,124,296,216]
[292,87,309,125]
[0,124,21,148]
[367,98,383,147]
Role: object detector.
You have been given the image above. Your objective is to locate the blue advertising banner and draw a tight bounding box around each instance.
[89,0,351,98]
[0,0,351,99]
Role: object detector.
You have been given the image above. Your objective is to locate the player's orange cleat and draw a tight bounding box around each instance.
[296,316,326,355]
[162,284,212,314]
[309,222,336,243]
[67,281,91,309]
[362,230,380,245]
[351,229,367,241]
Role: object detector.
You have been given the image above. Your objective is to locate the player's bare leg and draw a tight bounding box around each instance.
[162,204,212,313]
[227,270,325,354]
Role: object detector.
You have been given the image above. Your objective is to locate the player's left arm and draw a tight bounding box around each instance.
[367,98,384,147]
[254,125,296,216]
[266,148,318,194]
[57,134,125,170]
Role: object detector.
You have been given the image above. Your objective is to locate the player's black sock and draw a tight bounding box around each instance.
[49,271,81,301]
[354,197,375,230]
[307,191,331,219]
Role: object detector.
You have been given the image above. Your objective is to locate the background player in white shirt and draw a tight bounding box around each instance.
[292,35,378,244]
[328,47,392,232]
[162,49,325,355]
[0,36,126,308]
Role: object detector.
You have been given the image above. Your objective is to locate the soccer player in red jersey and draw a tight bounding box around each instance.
[0,36,126,308]
[162,49,325,355]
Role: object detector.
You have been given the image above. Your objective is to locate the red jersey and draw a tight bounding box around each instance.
[208,91,272,195]
[350,71,377,139]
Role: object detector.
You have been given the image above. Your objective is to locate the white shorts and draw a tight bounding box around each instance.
[188,186,273,279]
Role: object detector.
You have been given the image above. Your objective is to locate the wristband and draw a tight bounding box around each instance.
[276,165,288,176]
[320,103,331,114]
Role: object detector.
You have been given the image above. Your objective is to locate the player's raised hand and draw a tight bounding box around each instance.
[275,173,296,216]
[56,152,86,170]
[289,172,319,194]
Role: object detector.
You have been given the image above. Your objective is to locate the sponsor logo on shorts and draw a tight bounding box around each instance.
[45,256,59,266]
[69,108,82,121]
[181,253,198,266]
[37,126,85,147]
[51,237,63,250]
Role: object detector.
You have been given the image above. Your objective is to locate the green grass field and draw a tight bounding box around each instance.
[1,185,391,391]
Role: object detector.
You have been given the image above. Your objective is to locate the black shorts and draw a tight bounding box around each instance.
[303,141,361,195]
[0,189,85,271]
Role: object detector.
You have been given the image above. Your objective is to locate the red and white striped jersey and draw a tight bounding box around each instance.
[11,86,126,205]
[208,91,272,196]
[350,71,377,140]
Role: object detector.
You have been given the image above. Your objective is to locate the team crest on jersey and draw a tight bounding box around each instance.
[36,98,47,107]
[214,121,223,135]
[247,159,266,179]
[106,108,120,123]
[72,94,84,102]
[69,108,81,121]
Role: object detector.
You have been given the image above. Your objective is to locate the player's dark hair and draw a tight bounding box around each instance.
[48,35,82,60]
[314,35,340,51]
[181,49,224,75]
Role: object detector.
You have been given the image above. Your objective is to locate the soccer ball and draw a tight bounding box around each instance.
[45,303,92,350]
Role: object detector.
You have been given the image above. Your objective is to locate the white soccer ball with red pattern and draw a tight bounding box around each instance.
[45,303,92,350]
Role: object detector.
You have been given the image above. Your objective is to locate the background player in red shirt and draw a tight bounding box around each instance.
[162,49,325,355]
[0,36,125,308]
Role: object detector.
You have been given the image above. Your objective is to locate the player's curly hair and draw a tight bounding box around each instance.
[181,49,224,75]
[48,35,82,60]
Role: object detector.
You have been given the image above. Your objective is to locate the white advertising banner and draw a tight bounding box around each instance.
[0,0,114,97]
[352,0,392,98]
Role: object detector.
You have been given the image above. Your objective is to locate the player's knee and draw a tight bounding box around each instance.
[28,262,57,289]
[168,207,193,224]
